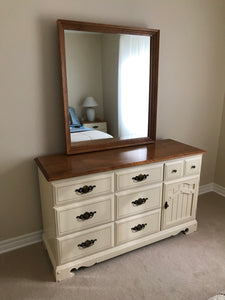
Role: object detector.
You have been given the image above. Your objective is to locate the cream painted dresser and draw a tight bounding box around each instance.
[35,139,205,281]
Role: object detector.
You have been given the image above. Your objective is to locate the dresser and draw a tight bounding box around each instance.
[35,139,205,281]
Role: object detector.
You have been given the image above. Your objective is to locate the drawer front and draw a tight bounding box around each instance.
[116,184,162,219]
[53,172,114,205]
[55,195,114,236]
[164,160,184,181]
[83,122,107,133]
[115,163,163,192]
[115,210,161,245]
[58,223,114,264]
[184,156,202,176]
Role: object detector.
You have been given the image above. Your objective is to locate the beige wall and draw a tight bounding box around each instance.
[65,32,104,121]
[215,98,225,187]
[102,34,119,137]
[155,2,225,186]
[1,0,225,240]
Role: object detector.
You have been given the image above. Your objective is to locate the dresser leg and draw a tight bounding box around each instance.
[54,261,98,281]
[55,266,76,282]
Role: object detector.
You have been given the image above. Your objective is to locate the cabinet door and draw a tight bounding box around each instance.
[161,178,199,230]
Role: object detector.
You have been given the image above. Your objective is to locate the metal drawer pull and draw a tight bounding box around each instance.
[164,201,169,209]
[171,169,177,173]
[131,223,147,232]
[76,211,96,221]
[75,185,96,194]
[78,239,97,249]
[92,125,98,129]
[132,174,149,182]
[132,198,148,206]
[191,165,196,169]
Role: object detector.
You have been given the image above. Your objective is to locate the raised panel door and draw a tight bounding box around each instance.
[161,177,199,230]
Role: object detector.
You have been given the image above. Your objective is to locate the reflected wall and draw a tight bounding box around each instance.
[65,30,150,142]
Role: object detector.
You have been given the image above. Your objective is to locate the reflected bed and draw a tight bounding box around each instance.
[70,126,113,142]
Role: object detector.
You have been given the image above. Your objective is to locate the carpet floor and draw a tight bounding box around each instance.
[0,192,225,300]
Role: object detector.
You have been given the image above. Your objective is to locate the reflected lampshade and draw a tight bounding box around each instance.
[83,97,98,122]
[83,96,98,107]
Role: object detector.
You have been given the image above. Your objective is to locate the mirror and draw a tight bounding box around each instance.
[57,20,159,154]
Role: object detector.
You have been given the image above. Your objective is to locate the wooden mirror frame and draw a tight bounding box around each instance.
[57,19,160,155]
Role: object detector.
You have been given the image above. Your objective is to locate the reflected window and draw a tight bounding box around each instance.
[118,35,150,139]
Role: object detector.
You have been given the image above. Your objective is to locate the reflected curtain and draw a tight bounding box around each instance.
[118,35,150,139]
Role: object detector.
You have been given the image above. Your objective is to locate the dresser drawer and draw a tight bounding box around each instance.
[83,122,107,133]
[55,195,114,236]
[116,184,162,219]
[184,156,202,176]
[115,163,163,192]
[52,172,114,205]
[57,223,114,264]
[164,160,184,181]
[115,209,161,245]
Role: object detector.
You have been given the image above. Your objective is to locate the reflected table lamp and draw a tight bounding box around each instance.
[83,96,98,121]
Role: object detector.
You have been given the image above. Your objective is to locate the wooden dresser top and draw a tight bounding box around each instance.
[35,139,205,181]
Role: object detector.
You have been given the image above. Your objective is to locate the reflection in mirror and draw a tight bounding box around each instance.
[57,20,159,154]
[65,31,150,144]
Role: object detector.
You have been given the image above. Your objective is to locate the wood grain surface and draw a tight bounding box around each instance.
[35,139,205,181]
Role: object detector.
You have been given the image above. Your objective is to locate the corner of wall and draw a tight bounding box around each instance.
[214,96,225,188]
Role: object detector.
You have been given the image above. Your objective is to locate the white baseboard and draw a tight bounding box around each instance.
[198,183,214,195]
[0,230,42,254]
[199,183,225,197]
[0,183,224,255]
[213,183,225,197]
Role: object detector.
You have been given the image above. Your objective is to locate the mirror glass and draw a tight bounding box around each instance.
[57,20,159,154]
[65,30,150,144]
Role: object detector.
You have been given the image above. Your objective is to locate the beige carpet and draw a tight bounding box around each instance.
[0,192,225,300]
